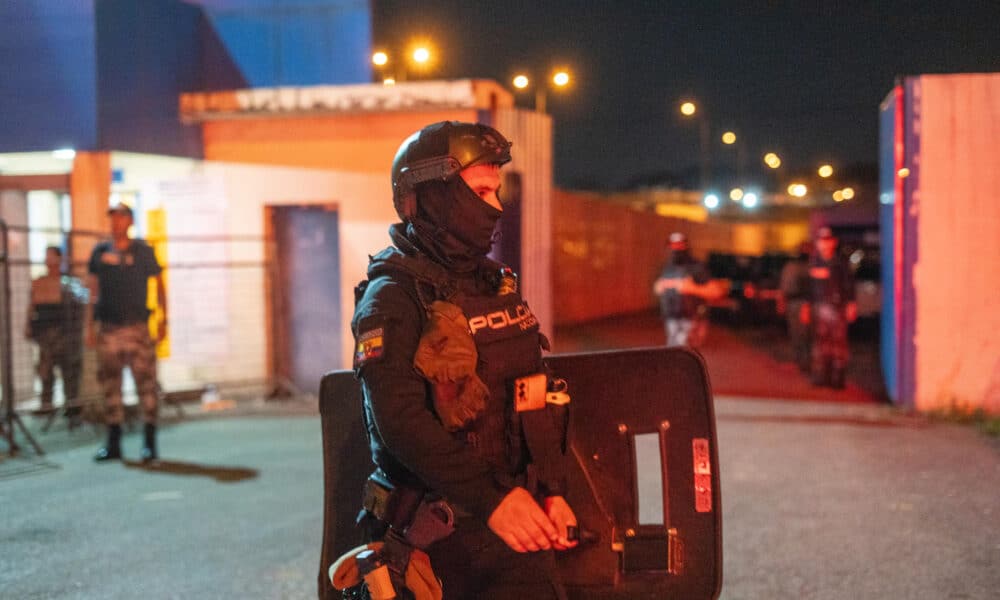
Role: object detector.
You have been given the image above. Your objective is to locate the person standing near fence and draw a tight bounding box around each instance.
[25,246,86,424]
[85,203,168,463]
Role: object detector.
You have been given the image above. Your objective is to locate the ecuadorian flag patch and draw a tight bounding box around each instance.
[354,327,385,367]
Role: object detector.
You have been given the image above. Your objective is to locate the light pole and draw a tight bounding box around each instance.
[512,69,571,114]
[679,100,711,192]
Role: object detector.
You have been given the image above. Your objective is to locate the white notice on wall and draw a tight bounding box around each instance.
[147,176,230,361]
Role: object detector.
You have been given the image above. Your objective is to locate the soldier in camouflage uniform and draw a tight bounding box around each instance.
[805,227,857,389]
[26,246,86,422]
[86,204,168,463]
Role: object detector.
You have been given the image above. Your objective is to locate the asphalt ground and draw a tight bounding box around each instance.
[1,315,997,599]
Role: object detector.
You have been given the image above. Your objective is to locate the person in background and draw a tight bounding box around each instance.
[804,227,857,389]
[25,246,86,425]
[86,204,168,463]
[653,232,725,347]
[777,241,813,373]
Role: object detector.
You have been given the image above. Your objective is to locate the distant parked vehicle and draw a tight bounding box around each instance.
[850,247,881,319]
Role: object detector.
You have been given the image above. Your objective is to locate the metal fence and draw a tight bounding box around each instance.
[0,220,285,449]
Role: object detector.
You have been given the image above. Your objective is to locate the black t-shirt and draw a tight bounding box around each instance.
[88,239,162,325]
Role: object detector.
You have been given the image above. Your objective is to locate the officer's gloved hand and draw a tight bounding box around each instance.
[414,301,489,431]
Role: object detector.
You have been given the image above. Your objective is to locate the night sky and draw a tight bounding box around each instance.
[372,1,998,190]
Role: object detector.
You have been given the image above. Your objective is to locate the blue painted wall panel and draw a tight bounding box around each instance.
[94,0,203,157]
[194,0,372,86]
[0,0,98,152]
[878,88,898,403]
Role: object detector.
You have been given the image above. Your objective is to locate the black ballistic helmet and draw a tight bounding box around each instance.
[391,121,512,221]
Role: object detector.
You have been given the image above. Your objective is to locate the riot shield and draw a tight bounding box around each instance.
[548,347,722,600]
[317,371,371,600]
[317,346,721,600]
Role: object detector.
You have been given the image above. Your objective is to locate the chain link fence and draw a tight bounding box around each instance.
[1,221,284,437]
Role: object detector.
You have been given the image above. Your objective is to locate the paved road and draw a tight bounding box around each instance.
[1,316,997,599]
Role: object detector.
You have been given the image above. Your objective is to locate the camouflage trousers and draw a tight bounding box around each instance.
[97,321,158,425]
[810,302,849,384]
[786,299,811,372]
[665,317,707,348]
[34,327,82,408]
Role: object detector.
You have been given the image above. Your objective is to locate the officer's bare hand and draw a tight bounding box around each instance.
[85,326,97,348]
[544,496,579,550]
[487,487,558,553]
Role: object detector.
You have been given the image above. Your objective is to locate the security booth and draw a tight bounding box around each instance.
[317,347,723,600]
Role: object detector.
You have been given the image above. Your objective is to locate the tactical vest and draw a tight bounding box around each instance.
[361,248,545,482]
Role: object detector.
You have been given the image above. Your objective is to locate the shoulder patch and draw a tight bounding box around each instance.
[354,326,386,369]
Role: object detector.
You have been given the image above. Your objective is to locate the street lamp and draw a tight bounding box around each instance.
[370,40,437,82]
[818,164,834,178]
[511,68,571,114]
[679,100,711,192]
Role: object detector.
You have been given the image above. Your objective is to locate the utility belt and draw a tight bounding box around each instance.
[361,470,455,550]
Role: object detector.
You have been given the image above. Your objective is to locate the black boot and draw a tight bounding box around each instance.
[94,424,122,462]
[141,423,158,463]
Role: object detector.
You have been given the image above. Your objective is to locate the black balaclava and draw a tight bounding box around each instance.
[401,177,501,271]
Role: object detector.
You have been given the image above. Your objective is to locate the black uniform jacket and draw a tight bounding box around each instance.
[352,242,556,523]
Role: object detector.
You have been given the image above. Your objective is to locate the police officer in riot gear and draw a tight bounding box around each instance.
[347,121,576,599]
[805,227,857,388]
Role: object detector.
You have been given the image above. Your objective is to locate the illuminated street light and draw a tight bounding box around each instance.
[788,183,808,198]
[512,67,572,114]
[743,192,759,208]
[729,187,744,201]
[679,100,710,191]
[412,47,430,64]
[897,167,911,178]
[763,152,781,169]
[721,131,737,145]
[703,193,720,209]
[833,190,844,202]
[371,51,388,67]
[841,187,855,200]
[818,164,834,178]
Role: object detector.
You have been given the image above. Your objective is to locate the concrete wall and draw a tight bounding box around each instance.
[910,74,1000,414]
[551,188,810,325]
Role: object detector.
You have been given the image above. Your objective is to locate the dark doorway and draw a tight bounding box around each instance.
[269,204,341,395]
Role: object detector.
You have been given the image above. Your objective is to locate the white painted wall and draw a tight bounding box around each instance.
[110,153,389,394]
